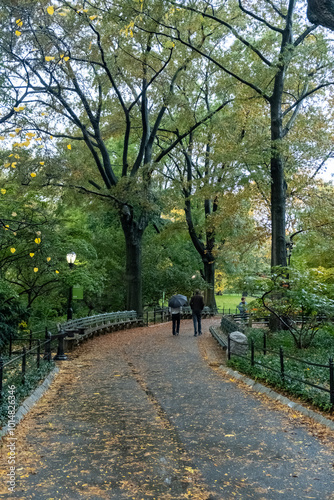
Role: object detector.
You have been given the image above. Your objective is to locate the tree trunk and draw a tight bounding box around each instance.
[307,0,334,30]
[203,259,216,309]
[270,152,287,267]
[270,71,287,268]
[120,213,147,316]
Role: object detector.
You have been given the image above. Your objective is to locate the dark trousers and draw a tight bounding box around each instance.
[192,312,202,335]
[172,313,180,335]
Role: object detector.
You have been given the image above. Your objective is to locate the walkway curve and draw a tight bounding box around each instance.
[1,318,334,499]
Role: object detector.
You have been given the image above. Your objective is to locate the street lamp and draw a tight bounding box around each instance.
[66,252,76,320]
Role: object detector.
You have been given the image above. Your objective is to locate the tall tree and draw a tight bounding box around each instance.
[164,0,334,268]
[0,0,228,314]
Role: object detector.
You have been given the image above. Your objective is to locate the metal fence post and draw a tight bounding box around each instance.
[0,356,3,401]
[146,310,149,326]
[54,332,67,361]
[44,330,52,361]
[227,334,231,360]
[22,347,26,384]
[251,339,255,366]
[263,331,267,356]
[37,340,40,369]
[329,357,334,410]
[280,346,285,381]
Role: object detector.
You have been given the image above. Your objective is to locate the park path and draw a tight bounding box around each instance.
[0,318,334,499]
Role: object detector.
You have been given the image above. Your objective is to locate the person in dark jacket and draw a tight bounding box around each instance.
[190,289,204,336]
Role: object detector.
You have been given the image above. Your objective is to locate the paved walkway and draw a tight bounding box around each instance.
[1,319,334,499]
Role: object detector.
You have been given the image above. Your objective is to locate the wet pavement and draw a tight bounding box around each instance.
[0,318,333,499]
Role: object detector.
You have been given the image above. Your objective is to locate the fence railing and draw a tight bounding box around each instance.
[226,333,334,410]
[0,334,59,404]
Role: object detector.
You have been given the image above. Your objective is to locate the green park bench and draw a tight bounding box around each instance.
[58,311,141,351]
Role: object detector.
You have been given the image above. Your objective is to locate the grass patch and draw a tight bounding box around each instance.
[226,325,334,412]
[215,294,256,312]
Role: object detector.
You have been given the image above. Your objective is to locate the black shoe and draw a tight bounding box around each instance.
[194,333,197,336]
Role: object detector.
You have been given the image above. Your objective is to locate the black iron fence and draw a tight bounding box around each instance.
[226,333,334,410]
[144,306,217,325]
[0,333,59,404]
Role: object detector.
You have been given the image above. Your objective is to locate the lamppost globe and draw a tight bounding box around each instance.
[66,251,76,321]
[66,251,76,267]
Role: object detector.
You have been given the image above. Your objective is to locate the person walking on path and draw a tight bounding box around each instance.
[168,293,188,336]
[169,305,181,335]
[190,289,204,336]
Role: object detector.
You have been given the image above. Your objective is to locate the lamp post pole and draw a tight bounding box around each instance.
[66,252,76,321]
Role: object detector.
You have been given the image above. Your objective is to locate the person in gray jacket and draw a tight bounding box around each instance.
[190,290,204,336]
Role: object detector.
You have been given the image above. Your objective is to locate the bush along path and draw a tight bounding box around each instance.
[0,318,334,499]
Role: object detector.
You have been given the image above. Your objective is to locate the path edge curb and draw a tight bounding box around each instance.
[218,364,334,431]
[0,365,60,441]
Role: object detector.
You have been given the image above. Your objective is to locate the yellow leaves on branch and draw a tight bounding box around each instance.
[47,257,51,262]
[34,238,41,244]
[33,268,38,273]
[47,6,54,16]
[15,18,23,36]
[1,189,6,195]
[45,56,55,62]
[67,144,71,150]
[10,248,16,254]
[30,173,37,178]
[30,253,34,258]
[120,20,135,38]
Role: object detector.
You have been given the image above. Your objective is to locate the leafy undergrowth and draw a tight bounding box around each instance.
[227,326,334,412]
[0,360,54,427]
